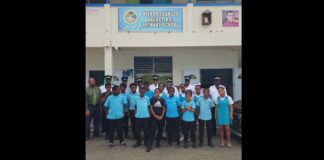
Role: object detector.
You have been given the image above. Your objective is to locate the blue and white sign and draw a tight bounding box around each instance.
[118,7,183,32]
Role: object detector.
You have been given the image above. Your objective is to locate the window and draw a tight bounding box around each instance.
[134,56,172,83]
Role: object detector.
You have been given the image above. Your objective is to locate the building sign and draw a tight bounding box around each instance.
[118,7,183,32]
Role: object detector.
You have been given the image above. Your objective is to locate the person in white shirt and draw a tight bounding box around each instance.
[209,75,227,137]
[99,75,113,94]
[163,78,179,98]
[184,76,195,94]
[135,77,144,93]
[149,75,159,92]
[121,76,131,93]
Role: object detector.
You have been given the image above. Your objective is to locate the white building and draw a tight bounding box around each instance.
[86,0,241,101]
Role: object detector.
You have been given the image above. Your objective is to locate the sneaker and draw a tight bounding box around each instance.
[198,142,203,148]
[180,135,184,142]
[156,142,161,148]
[208,143,214,148]
[192,142,197,148]
[121,141,127,146]
[146,146,151,152]
[227,143,232,148]
[184,142,188,148]
[176,143,181,148]
[108,142,114,147]
[219,142,225,147]
[132,143,141,148]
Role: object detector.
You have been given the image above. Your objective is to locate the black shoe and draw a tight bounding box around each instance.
[192,142,197,148]
[176,143,181,148]
[156,142,161,148]
[146,146,151,152]
[184,142,188,148]
[133,143,141,148]
[208,143,214,148]
[198,142,203,147]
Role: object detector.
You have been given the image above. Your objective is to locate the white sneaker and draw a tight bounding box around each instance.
[180,135,184,142]
[220,142,225,147]
[108,142,114,147]
[227,143,232,148]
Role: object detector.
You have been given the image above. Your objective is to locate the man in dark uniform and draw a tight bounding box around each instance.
[101,83,112,140]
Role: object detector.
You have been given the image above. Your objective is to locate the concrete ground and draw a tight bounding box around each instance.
[86,130,241,160]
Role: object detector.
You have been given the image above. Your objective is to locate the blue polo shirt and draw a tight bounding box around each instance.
[179,93,186,103]
[196,97,215,121]
[104,94,127,120]
[144,89,154,99]
[193,94,203,103]
[165,96,181,118]
[135,95,151,118]
[181,100,196,122]
[127,92,139,110]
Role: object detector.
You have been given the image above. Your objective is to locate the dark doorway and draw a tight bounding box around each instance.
[200,68,233,97]
[140,0,152,4]
[89,70,105,87]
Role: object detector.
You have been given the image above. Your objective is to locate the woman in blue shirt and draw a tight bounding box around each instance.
[215,85,234,148]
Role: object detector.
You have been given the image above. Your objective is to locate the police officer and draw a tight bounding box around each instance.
[100,75,113,94]
[184,76,195,94]
[149,75,159,92]
[209,75,227,137]
[121,76,131,93]
[136,77,144,93]
[163,78,179,98]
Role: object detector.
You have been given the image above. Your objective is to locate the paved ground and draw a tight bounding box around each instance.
[86,131,241,160]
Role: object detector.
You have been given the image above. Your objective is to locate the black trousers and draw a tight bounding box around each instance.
[149,117,164,145]
[211,108,217,136]
[101,105,107,133]
[123,112,129,137]
[198,119,212,144]
[87,104,101,136]
[108,118,124,143]
[135,118,149,145]
[166,117,180,144]
[182,121,196,143]
[129,110,136,138]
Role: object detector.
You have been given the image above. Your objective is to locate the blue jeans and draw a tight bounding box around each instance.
[86,104,101,137]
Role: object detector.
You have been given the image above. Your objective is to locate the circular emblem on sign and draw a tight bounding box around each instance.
[123,10,138,25]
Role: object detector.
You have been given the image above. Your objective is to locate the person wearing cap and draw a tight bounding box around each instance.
[86,77,102,139]
[120,84,129,139]
[144,81,154,99]
[101,83,112,139]
[165,87,182,147]
[181,90,197,148]
[184,76,196,94]
[100,75,113,94]
[126,83,139,140]
[149,75,160,92]
[163,78,179,98]
[215,85,234,148]
[196,88,215,148]
[149,88,166,149]
[121,76,131,93]
[132,87,151,152]
[135,78,143,93]
[209,75,227,136]
[104,85,127,147]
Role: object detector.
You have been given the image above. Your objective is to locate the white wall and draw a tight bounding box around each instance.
[112,46,240,84]
[86,4,241,47]
[86,48,105,86]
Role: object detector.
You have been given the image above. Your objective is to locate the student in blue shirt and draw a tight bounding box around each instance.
[104,85,127,147]
[127,83,139,140]
[179,83,186,103]
[196,88,215,148]
[144,81,154,99]
[165,87,182,147]
[120,84,129,139]
[181,90,197,148]
[132,87,152,152]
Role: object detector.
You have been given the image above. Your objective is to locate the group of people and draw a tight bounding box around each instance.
[86,74,234,152]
